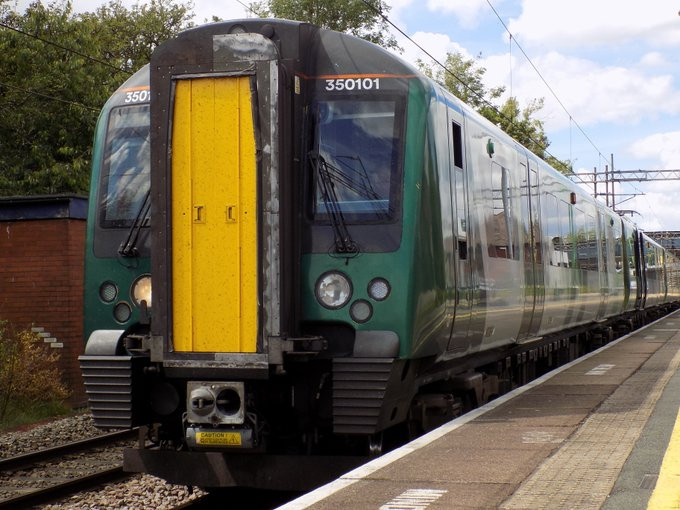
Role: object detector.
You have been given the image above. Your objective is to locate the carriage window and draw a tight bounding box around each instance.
[578,213,598,271]
[600,214,609,272]
[557,199,573,267]
[575,209,587,270]
[614,223,623,273]
[544,194,564,267]
[452,122,463,168]
[487,163,519,259]
[100,105,150,228]
[310,99,403,222]
[646,242,657,268]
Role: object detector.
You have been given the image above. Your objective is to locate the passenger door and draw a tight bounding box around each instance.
[447,114,473,353]
[518,157,544,340]
[171,76,259,353]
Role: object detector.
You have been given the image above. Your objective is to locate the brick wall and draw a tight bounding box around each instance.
[0,196,88,407]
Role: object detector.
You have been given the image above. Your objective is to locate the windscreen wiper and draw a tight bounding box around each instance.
[309,152,358,254]
[334,154,390,219]
[118,188,151,257]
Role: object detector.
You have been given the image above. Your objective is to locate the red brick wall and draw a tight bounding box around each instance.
[0,218,86,406]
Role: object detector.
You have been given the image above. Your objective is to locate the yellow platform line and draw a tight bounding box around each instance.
[648,407,680,509]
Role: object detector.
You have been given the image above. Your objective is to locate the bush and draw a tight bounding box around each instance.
[0,321,69,421]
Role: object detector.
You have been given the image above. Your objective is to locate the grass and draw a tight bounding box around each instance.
[0,399,71,433]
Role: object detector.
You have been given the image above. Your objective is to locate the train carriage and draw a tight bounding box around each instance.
[79,19,680,490]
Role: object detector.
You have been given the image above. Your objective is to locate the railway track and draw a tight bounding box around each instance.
[0,429,136,508]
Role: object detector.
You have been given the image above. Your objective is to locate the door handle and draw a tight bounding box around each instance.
[193,205,205,223]
[226,205,238,223]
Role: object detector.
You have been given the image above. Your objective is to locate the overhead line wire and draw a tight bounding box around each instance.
[358,0,594,190]
[484,0,608,164]
[235,0,260,17]
[0,80,100,112]
[0,21,132,76]
[359,0,490,111]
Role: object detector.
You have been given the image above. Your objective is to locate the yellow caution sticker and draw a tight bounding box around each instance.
[195,431,242,447]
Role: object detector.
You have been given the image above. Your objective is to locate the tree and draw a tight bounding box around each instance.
[0,0,193,196]
[418,52,504,112]
[81,0,195,73]
[419,52,572,174]
[250,0,399,51]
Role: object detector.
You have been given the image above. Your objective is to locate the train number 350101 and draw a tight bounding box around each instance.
[325,78,381,92]
[124,89,151,103]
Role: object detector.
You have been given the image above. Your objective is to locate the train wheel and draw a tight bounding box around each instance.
[368,433,383,457]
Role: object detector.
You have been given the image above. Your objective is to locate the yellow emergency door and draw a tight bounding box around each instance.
[171,76,258,353]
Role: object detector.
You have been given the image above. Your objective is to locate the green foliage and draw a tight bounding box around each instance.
[250,0,399,50]
[417,53,504,112]
[0,400,70,431]
[0,0,194,196]
[485,96,549,157]
[0,320,69,422]
[419,52,572,175]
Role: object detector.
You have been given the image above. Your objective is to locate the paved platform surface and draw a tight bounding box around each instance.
[280,311,680,509]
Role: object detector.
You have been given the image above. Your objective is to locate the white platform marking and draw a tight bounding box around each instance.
[379,489,448,510]
[586,364,616,375]
[522,431,563,444]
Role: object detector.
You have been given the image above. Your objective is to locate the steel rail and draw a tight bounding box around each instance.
[0,428,137,471]
[0,465,129,509]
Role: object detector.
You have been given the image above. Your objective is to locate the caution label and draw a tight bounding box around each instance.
[195,431,242,446]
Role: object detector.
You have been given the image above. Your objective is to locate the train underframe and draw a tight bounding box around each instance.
[84,304,678,489]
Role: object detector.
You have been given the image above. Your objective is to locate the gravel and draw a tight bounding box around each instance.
[0,412,206,509]
[42,474,207,510]
[0,412,100,458]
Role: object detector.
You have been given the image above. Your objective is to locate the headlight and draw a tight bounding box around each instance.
[368,278,391,301]
[316,272,352,309]
[131,275,152,307]
[350,300,373,323]
[114,302,132,323]
[99,281,118,303]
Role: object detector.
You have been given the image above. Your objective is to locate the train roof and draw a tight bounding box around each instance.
[151,18,419,79]
[104,64,149,110]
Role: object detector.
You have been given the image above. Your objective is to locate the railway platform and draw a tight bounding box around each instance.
[280,310,680,510]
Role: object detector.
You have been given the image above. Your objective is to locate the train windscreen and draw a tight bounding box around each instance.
[310,98,403,223]
[100,104,150,228]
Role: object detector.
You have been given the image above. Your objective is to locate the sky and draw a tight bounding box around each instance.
[11,0,680,231]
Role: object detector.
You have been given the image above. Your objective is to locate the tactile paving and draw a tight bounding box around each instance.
[500,333,680,510]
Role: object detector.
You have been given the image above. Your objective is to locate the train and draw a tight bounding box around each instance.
[79,19,680,490]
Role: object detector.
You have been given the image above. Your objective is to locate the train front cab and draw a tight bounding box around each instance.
[79,21,428,489]
[78,66,152,430]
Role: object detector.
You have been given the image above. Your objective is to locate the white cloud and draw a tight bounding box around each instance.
[400,31,472,69]
[426,0,492,28]
[508,0,680,49]
[481,51,680,131]
[611,131,680,230]
[388,0,418,14]
[626,189,680,231]
[639,52,669,68]
[192,0,253,23]
[629,131,680,169]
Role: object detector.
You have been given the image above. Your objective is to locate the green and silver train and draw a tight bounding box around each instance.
[80,19,680,489]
